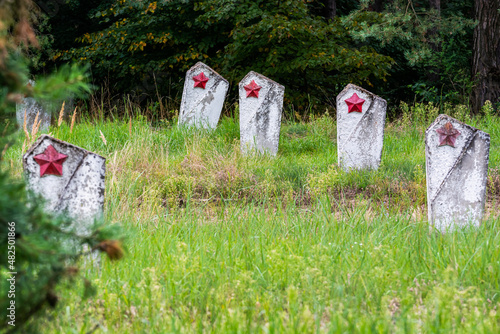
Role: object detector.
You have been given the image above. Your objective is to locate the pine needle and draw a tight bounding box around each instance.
[33,119,41,138]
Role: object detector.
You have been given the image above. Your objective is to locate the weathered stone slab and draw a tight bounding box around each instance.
[425,114,490,231]
[16,80,51,132]
[239,71,284,156]
[23,135,106,235]
[178,62,229,129]
[336,84,387,171]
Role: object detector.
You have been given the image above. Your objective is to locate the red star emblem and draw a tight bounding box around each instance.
[193,72,209,89]
[244,80,262,98]
[437,122,461,147]
[33,145,68,177]
[345,93,365,113]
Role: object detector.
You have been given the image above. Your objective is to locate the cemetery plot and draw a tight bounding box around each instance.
[336,84,387,171]
[239,71,284,156]
[178,62,229,129]
[23,134,106,235]
[16,80,51,132]
[426,114,490,231]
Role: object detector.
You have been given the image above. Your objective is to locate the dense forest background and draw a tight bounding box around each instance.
[32,0,499,117]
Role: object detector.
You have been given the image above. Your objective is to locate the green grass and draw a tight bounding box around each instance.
[4,104,500,333]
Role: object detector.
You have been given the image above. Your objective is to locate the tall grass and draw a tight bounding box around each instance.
[3,102,500,332]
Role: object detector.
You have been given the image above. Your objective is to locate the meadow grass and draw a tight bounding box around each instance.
[3,102,500,333]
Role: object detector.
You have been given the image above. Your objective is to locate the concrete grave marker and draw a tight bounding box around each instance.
[24,135,106,235]
[16,80,51,132]
[425,114,490,231]
[336,84,387,171]
[178,62,229,129]
[239,71,284,156]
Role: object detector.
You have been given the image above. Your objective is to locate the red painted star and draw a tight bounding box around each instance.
[437,122,461,147]
[244,80,262,98]
[193,72,209,89]
[33,145,68,177]
[345,93,365,113]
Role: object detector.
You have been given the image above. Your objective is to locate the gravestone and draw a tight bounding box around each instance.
[23,134,106,235]
[16,80,51,132]
[178,62,229,129]
[336,84,387,171]
[239,71,285,156]
[425,114,490,231]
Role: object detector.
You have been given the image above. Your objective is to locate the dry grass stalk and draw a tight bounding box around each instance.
[129,117,132,136]
[57,101,65,127]
[153,73,166,118]
[99,130,107,146]
[70,107,77,134]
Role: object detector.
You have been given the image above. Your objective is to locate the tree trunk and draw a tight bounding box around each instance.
[471,0,500,113]
[324,0,336,21]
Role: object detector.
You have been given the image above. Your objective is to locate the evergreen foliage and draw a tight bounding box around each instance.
[52,0,394,109]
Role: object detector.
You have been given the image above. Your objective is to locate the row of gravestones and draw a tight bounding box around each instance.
[179,63,285,156]
[20,62,490,234]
